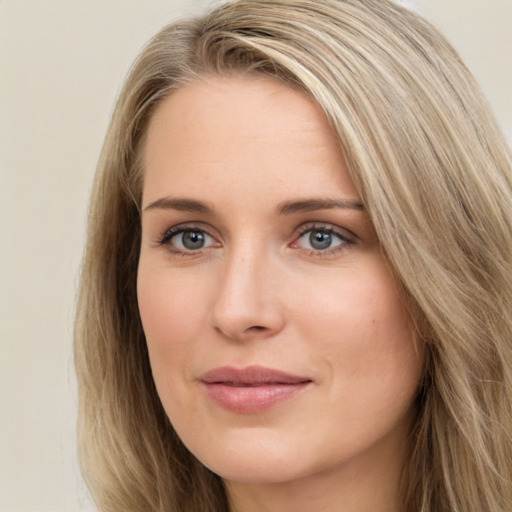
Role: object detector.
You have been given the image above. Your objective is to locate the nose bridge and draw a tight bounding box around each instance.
[210,237,283,340]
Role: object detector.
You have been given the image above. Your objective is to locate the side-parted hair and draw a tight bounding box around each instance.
[74,1,512,510]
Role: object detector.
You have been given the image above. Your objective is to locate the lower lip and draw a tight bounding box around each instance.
[202,382,311,414]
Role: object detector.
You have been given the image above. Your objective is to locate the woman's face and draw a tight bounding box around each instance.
[138,76,423,490]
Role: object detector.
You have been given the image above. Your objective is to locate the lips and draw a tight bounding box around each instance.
[199,365,312,413]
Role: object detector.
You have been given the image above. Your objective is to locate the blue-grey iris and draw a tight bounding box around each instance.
[182,231,206,249]
[310,230,332,250]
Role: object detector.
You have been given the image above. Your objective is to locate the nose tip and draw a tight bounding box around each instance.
[215,323,274,342]
[212,296,285,342]
[209,257,285,342]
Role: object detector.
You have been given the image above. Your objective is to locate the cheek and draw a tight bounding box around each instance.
[291,259,421,400]
[292,259,411,347]
[342,276,421,420]
[136,266,210,384]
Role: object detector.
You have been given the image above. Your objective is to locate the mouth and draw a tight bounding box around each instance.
[199,365,313,414]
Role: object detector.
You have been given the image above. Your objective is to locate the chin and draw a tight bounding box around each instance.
[206,457,306,485]
[187,429,311,484]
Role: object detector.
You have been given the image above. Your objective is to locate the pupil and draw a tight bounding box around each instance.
[183,231,205,249]
[310,230,331,250]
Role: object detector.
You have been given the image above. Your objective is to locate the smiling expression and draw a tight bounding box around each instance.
[137,75,423,492]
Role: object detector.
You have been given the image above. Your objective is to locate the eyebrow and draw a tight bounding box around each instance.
[277,198,364,215]
[144,197,214,214]
[143,196,365,215]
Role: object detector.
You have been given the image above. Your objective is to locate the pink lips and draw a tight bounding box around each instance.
[200,366,312,413]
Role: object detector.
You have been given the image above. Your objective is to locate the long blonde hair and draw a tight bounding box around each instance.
[74,1,512,510]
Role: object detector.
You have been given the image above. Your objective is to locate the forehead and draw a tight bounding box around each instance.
[142,75,358,205]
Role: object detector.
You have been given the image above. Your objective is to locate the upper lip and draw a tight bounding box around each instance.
[200,365,312,385]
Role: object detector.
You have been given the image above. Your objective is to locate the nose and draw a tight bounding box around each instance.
[209,247,285,342]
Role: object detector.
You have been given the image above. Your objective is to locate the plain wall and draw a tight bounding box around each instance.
[0,1,510,511]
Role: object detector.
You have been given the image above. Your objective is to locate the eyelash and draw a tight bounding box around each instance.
[292,223,354,258]
[158,223,216,255]
[157,222,355,257]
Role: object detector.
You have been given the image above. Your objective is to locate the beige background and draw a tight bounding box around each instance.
[0,1,510,511]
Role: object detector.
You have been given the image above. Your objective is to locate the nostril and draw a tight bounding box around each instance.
[248,326,266,332]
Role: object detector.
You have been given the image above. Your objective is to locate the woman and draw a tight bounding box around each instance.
[74,0,512,510]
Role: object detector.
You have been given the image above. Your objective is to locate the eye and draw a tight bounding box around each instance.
[293,225,353,253]
[303,229,338,250]
[160,227,217,252]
